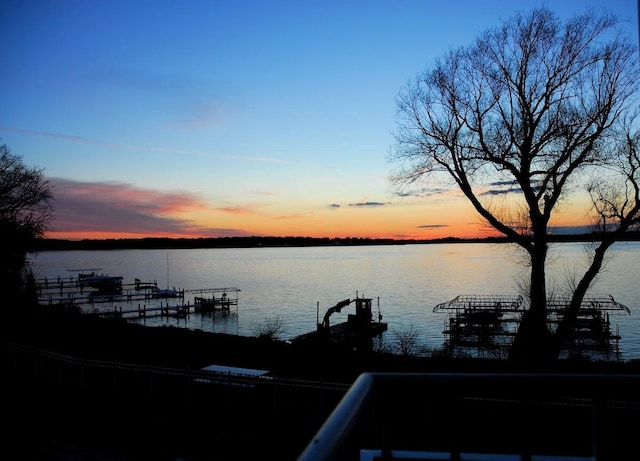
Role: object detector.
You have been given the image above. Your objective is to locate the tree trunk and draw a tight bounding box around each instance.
[509,242,555,362]
[552,240,614,358]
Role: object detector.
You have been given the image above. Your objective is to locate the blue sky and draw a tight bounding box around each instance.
[1,0,638,239]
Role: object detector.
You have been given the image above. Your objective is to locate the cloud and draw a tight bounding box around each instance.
[549,225,592,235]
[348,201,387,207]
[0,126,288,164]
[417,224,449,229]
[1,126,290,164]
[217,206,257,216]
[329,203,341,208]
[276,214,304,220]
[49,178,249,237]
[480,186,523,196]
[0,125,208,157]
[488,180,517,187]
[480,181,546,196]
[395,187,447,198]
[1,125,113,146]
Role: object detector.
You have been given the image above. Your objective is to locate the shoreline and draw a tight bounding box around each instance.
[6,304,640,379]
[32,232,640,252]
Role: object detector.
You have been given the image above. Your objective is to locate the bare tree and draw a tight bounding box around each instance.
[0,144,53,303]
[391,325,422,356]
[389,7,640,361]
[556,121,640,351]
[252,315,286,340]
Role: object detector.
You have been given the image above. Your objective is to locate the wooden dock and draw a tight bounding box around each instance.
[188,287,241,312]
[39,290,181,306]
[35,276,163,300]
[193,296,236,312]
[93,302,192,320]
[35,273,241,322]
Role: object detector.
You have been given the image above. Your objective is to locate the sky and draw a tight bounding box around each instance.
[1,0,638,241]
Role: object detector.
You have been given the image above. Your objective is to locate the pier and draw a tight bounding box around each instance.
[96,302,193,320]
[38,289,183,306]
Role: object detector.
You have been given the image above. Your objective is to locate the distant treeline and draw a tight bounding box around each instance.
[32,231,640,251]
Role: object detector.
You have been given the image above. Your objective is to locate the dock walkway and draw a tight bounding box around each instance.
[95,302,192,319]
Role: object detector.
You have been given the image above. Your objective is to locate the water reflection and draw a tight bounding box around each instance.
[28,242,640,359]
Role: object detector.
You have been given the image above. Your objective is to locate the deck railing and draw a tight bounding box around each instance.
[298,372,640,461]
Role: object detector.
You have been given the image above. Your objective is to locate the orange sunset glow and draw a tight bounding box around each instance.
[45,177,592,242]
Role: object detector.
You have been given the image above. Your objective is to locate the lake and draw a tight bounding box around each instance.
[27,241,640,360]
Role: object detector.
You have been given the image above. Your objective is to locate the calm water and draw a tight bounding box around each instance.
[28,242,640,360]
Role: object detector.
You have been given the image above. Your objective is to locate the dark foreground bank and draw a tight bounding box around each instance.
[3,305,640,460]
[7,304,640,377]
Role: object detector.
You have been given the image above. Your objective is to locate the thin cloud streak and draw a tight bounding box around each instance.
[418,224,449,229]
[1,126,113,146]
[395,187,448,198]
[2,125,287,163]
[1,125,209,157]
[348,201,387,207]
[216,206,258,215]
[550,225,593,235]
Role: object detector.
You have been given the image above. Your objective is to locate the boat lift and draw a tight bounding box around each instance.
[433,293,630,358]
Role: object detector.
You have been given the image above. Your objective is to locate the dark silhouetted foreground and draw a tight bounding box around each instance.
[3,305,640,460]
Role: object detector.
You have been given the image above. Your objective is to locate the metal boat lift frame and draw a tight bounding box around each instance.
[434,294,630,359]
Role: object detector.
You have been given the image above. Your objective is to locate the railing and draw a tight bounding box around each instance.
[1,340,352,460]
[298,372,640,461]
[1,340,351,393]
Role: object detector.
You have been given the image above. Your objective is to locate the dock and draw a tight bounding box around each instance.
[34,272,241,322]
[39,290,184,306]
[95,302,193,320]
[188,288,241,312]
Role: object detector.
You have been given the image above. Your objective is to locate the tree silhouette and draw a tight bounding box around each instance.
[0,144,53,304]
[389,7,640,362]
